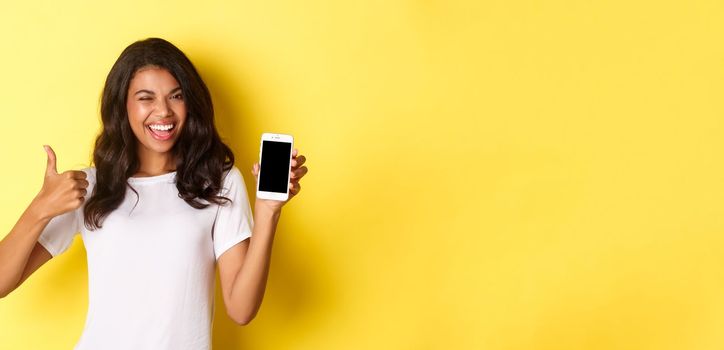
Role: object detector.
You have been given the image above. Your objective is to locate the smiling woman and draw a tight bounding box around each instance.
[0,37,308,350]
[86,38,236,229]
[130,74,184,143]
[128,69,185,161]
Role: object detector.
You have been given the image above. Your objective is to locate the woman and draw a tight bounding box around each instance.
[0,37,308,349]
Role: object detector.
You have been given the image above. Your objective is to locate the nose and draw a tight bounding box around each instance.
[154,98,174,118]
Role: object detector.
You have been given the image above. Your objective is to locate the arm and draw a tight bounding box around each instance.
[0,200,53,298]
[0,145,89,298]
[217,149,307,325]
[219,202,280,325]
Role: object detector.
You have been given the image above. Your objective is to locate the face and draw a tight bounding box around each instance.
[126,65,186,156]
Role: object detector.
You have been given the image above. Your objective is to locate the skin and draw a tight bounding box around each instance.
[0,65,310,328]
[0,146,88,297]
[221,148,307,325]
[126,65,186,177]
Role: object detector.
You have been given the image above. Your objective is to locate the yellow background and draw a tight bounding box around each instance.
[1,0,723,349]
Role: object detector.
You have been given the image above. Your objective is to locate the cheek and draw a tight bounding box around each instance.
[126,102,149,133]
[174,102,187,118]
[174,104,188,127]
[127,101,146,118]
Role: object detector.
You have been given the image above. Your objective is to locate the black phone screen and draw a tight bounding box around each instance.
[259,140,292,193]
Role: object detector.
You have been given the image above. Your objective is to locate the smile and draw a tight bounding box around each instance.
[146,123,176,141]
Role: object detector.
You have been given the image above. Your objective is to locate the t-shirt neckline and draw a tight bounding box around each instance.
[127,171,177,184]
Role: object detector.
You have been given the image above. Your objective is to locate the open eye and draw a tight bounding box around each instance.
[171,93,183,100]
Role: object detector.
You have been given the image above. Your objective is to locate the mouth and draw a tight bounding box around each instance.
[146,122,177,141]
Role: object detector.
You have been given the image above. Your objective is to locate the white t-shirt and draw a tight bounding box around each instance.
[37,166,254,350]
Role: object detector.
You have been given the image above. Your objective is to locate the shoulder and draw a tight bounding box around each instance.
[219,166,249,194]
[222,166,243,184]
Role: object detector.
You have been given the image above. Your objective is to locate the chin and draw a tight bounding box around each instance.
[139,139,177,154]
[152,143,176,154]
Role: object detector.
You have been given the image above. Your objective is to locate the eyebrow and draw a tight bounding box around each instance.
[133,86,182,96]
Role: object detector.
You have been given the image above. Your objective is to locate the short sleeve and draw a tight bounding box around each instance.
[212,166,254,260]
[37,167,94,257]
[37,209,80,257]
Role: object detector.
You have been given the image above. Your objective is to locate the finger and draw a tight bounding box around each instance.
[290,182,301,195]
[290,166,308,179]
[251,163,259,177]
[74,179,90,189]
[67,170,87,180]
[44,145,58,176]
[292,155,306,168]
[292,148,298,158]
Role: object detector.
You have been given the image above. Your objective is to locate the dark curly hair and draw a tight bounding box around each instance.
[84,37,234,230]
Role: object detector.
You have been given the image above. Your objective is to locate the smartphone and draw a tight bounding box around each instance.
[256,133,294,201]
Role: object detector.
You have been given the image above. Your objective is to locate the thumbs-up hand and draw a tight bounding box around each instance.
[32,145,89,220]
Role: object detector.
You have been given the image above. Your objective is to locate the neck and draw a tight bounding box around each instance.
[135,147,176,177]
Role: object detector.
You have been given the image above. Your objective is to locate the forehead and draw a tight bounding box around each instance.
[128,66,179,90]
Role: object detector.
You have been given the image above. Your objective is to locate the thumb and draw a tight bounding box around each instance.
[251,163,259,180]
[44,145,57,176]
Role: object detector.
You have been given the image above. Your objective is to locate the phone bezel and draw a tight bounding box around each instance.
[256,132,294,201]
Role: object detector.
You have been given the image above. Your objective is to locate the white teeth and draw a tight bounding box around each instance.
[149,124,174,131]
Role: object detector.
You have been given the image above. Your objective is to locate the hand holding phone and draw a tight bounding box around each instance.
[251,134,309,206]
[256,133,294,201]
